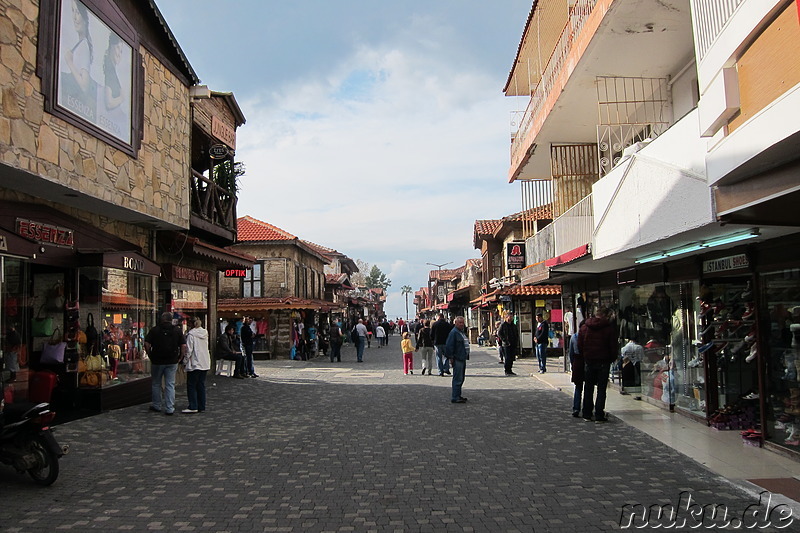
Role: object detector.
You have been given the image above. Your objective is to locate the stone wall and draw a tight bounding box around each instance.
[0,0,191,230]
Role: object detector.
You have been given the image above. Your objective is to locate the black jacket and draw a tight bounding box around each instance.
[430,318,453,345]
[498,321,519,352]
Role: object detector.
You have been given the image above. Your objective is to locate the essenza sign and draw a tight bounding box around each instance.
[17,219,74,247]
[703,254,749,274]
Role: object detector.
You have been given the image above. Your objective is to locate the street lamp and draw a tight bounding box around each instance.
[426,261,452,313]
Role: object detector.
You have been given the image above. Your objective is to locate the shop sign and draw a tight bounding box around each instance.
[122,255,145,272]
[209,144,229,159]
[500,295,512,303]
[617,268,637,285]
[16,218,74,247]
[507,242,526,269]
[703,254,749,274]
[224,268,248,278]
[212,116,236,149]
[171,265,211,284]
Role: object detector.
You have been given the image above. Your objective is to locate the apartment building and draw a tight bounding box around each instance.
[506,0,800,455]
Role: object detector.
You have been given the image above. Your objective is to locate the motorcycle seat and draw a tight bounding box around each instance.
[2,402,46,424]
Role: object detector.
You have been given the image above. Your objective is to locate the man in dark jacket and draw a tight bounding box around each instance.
[445,316,470,403]
[577,307,617,422]
[145,312,187,415]
[534,312,549,373]
[430,313,453,376]
[497,311,519,376]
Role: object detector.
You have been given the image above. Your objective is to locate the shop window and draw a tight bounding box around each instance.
[37,0,144,156]
[77,266,156,389]
[1,257,30,402]
[243,263,262,298]
[761,269,800,452]
[170,282,208,327]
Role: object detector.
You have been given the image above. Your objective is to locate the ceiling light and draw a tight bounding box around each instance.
[635,229,759,264]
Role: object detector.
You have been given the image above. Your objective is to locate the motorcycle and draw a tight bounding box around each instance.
[0,397,69,486]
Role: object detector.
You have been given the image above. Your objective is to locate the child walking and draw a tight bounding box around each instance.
[401,332,414,375]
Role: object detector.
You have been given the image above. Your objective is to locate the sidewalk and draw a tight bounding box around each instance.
[523,351,800,500]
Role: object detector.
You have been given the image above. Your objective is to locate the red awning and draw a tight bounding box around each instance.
[544,244,590,268]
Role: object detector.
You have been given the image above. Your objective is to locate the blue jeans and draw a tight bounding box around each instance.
[186,369,207,411]
[243,341,254,375]
[356,336,366,361]
[536,342,547,372]
[583,362,611,419]
[572,381,583,414]
[151,363,178,413]
[435,345,448,374]
[451,358,466,401]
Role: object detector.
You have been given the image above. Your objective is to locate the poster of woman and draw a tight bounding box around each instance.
[57,0,132,145]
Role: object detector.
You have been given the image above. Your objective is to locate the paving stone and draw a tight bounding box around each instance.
[0,337,789,531]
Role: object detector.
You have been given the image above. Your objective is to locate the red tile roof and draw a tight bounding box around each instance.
[237,216,297,241]
[497,285,561,296]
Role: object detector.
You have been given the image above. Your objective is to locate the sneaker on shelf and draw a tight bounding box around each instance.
[742,392,759,400]
[687,356,703,368]
[745,345,758,363]
[744,331,757,344]
[698,341,717,354]
[741,304,756,320]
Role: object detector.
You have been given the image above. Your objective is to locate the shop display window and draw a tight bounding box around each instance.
[1,257,30,403]
[609,282,702,415]
[77,267,155,389]
[697,279,759,429]
[762,269,800,451]
[170,283,208,330]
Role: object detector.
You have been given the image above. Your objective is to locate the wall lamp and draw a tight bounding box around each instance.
[635,229,760,264]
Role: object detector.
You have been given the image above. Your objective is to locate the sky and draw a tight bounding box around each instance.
[155,0,532,319]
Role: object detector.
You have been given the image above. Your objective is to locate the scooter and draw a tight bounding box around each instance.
[0,398,69,486]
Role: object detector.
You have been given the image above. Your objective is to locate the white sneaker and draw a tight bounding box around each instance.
[181,409,198,414]
[745,345,758,363]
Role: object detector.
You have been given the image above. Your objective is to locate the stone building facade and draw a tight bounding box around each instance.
[0,0,251,413]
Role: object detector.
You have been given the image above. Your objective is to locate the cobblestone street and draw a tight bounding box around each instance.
[0,336,781,532]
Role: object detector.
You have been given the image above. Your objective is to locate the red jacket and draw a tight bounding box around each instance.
[577,317,617,364]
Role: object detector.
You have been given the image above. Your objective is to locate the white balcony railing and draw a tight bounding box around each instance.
[510,0,599,164]
[553,194,593,256]
[525,223,555,267]
[690,0,746,60]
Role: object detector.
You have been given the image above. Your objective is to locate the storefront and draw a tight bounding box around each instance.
[0,202,158,413]
[558,233,800,456]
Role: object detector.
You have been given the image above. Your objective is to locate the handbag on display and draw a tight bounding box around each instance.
[44,281,65,312]
[31,305,55,337]
[85,346,103,372]
[40,328,67,364]
[85,313,99,351]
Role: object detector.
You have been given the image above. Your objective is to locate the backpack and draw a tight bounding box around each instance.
[351,326,360,344]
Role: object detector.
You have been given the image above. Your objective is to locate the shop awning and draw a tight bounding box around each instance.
[0,226,41,258]
[218,296,330,312]
[157,232,255,269]
[544,244,590,268]
[102,292,155,309]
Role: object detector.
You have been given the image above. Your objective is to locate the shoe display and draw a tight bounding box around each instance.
[741,304,755,320]
[745,345,758,363]
[742,392,759,400]
[687,356,703,368]
[698,341,716,354]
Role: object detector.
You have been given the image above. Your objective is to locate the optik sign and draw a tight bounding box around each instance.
[507,242,526,270]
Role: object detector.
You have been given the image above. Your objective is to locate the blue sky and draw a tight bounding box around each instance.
[156,0,531,319]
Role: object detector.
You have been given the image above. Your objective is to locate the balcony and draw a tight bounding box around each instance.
[506,0,694,182]
[553,194,593,258]
[190,169,238,243]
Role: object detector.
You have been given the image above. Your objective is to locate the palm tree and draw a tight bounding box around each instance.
[401,285,413,321]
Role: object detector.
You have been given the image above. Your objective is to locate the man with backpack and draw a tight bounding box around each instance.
[144,312,187,415]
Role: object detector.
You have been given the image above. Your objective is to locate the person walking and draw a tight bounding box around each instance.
[217,324,246,378]
[498,311,519,376]
[416,319,435,375]
[144,312,187,415]
[401,332,414,375]
[183,318,210,414]
[446,316,470,403]
[240,316,258,378]
[375,324,386,348]
[329,321,343,362]
[569,321,585,417]
[354,318,368,362]
[431,313,452,376]
[534,312,549,373]
[578,307,617,422]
